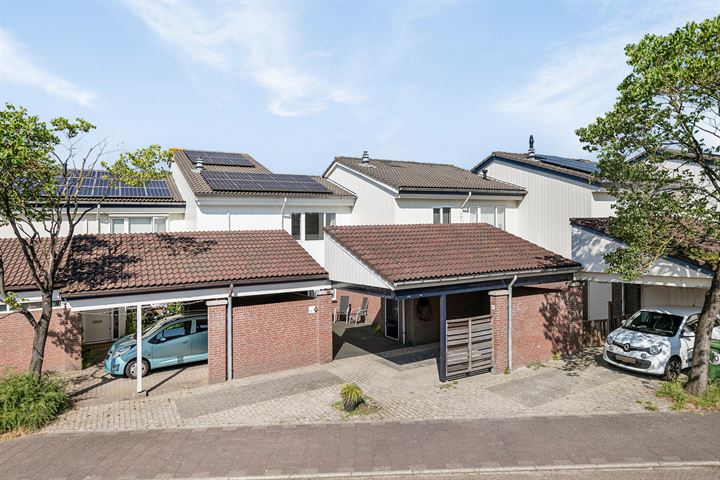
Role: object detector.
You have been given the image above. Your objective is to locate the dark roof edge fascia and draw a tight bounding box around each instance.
[398,188,526,196]
[473,154,598,185]
[570,221,714,276]
[392,265,581,288]
[61,274,330,300]
[76,202,186,209]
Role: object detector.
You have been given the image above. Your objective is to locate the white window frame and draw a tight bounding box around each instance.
[286,212,335,241]
[0,292,62,313]
[433,207,452,224]
[478,206,506,230]
[109,215,169,234]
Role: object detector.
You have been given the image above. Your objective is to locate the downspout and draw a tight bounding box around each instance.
[507,275,518,372]
[279,197,288,228]
[461,192,472,222]
[226,283,234,381]
[96,204,101,233]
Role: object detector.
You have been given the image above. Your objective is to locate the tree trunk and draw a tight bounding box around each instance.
[685,267,720,395]
[28,292,54,378]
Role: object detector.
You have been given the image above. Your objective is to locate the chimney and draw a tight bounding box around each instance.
[528,135,536,159]
[481,168,488,180]
[361,150,370,164]
[194,157,204,172]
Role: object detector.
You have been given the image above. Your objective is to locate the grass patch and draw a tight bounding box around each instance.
[0,373,69,434]
[528,361,548,370]
[332,397,380,417]
[656,380,720,411]
[438,380,458,391]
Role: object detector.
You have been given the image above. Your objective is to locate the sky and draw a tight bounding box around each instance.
[1,0,719,174]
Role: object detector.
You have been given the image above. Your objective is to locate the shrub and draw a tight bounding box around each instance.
[0,373,69,433]
[696,381,720,410]
[340,383,363,411]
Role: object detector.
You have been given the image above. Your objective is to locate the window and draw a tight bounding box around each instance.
[305,212,322,240]
[0,299,60,313]
[464,207,478,223]
[325,213,336,227]
[433,207,451,224]
[291,213,301,240]
[195,318,208,333]
[111,216,168,234]
[479,206,506,230]
[111,218,125,234]
[161,320,192,340]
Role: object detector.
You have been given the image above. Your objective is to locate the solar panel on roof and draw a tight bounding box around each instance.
[57,171,173,198]
[536,155,598,174]
[185,150,255,167]
[201,171,330,194]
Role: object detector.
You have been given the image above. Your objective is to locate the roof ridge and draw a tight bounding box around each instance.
[335,156,457,167]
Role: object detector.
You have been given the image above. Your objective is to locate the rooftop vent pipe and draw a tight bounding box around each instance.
[481,169,488,180]
[194,157,204,172]
[528,135,536,160]
[361,150,370,164]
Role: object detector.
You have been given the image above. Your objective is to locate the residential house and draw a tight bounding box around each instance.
[170,149,355,265]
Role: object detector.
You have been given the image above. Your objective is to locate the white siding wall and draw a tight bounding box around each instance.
[641,285,707,309]
[324,235,391,290]
[170,163,198,230]
[326,165,397,225]
[484,161,600,257]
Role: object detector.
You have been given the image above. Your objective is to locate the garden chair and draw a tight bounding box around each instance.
[349,297,369,325]
[333,295,351,323]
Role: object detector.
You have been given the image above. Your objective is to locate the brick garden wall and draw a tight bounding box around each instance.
[231,292,333,379]
[490,282,584,372]
[207,300,228,384]
[0,308,82,374]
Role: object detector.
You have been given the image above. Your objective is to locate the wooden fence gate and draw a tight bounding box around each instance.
[445,314,493,378]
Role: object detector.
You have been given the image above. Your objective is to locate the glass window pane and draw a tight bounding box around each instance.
[325,213,336,227]
[291,213,301,240]
[464,207,477,223]
[195,319,208,333]
[128,217,152,233]
[111,218,125,234]
[480,206,495,225]
[442,207,451,224]
[496,207,506,230]
[433,208,440,224]
[154,217,167,233]
[305,213,322,240]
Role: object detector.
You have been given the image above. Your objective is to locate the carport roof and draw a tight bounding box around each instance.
[0,230,328,297]
[325,223,580,286]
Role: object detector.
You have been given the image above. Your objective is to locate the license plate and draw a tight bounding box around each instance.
[616,354,636,364]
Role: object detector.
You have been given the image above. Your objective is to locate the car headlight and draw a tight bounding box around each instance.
[605,336,613,346]
[648,345,661,355]
[111,345,132,359]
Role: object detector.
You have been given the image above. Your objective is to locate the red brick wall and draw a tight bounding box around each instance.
[0,308,82,374]
[206,300,228,384]
[491,282,584,372]
[232,292,333,379]
[334,290,383,326]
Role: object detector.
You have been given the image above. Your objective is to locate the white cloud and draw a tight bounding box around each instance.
[493,2,720,153]
[124,0,363,116]
[0,28,96,107]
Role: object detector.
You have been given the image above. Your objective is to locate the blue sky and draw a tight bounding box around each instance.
[1,1,718,174]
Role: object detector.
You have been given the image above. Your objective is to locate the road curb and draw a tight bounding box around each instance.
[173,460,720,479]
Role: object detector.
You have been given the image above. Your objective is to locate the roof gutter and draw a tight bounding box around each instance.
[392,266,580,289]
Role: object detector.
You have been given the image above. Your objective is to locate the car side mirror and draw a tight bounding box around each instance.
[158,336,167,343]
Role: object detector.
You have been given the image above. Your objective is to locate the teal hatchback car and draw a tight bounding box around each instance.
[104,314,208,379]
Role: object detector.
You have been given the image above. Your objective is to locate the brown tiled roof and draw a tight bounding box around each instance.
[474,151,597,182]
[0,231,327,296]
[174,149,354,198]
[325,223,579,285]
[328,156,526,194]
[570,217,612,235]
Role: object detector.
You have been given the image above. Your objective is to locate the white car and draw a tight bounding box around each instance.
[603,306,720,379]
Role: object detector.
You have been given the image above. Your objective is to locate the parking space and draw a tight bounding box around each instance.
[50,347,666,432]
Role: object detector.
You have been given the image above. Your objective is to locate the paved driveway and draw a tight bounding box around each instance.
[49,347,667,432]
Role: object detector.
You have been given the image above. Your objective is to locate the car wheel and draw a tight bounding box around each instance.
[663,357,682,381]
[125,359,150,379]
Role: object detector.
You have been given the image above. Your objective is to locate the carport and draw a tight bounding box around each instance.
[325,223,584,380]
[1,230,330,394]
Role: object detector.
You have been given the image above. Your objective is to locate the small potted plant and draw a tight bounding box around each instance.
[340,383,364,412]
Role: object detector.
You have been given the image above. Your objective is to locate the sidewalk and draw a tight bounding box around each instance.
[1,413,718,480]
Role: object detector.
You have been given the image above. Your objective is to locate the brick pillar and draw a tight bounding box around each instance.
[315,290,334,364]
[207,299,228,384]
[489,289,509,374]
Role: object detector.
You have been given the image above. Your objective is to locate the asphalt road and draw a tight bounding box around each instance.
[1,413,719,480]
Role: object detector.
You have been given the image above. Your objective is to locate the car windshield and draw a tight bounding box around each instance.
[623,310,684,337]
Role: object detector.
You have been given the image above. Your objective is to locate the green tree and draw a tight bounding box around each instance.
[577,16,720,395]
[0,104,172,378]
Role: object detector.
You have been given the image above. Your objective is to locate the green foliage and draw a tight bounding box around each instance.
[657,379,720,410]
[340,383,363,409]
[576,16,720,280]
[0,373,69,433]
